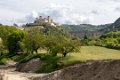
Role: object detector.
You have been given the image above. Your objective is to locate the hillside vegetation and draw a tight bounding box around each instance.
[62,24,111,32]
[100,31,120,49]
[1,23,120,73]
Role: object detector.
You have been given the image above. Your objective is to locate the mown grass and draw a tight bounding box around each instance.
[62,46,120,65]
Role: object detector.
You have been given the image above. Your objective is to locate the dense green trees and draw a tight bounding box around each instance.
[23,28,45,54]
[80,31,120,50]
[99,31,120,49]
[0,25,80,57]
[0,26,17,49]
[7,30,27,56]
[0,26,28,56]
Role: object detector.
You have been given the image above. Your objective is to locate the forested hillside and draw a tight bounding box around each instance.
[62,24,110,32]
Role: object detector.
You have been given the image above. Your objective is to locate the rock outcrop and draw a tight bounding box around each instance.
[16,58,45,73]
[29,60,120,80]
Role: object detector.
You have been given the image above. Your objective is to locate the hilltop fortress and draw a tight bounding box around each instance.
[18,17,102,38]
[25,16,57,27]
[34,16,54,26]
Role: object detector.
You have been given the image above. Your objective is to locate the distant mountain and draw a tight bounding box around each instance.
[99,17,120,33]
[63,24,98,32]
[62,17,120,38]
[62,24,112,33]
[62,24,111,38]
[113,17,120,29]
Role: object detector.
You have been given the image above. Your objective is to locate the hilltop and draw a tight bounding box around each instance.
[62,17,120,38]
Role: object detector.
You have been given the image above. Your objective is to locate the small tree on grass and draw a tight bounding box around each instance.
[59,38,80,57]
[44,27,80,57]
[45,35,80,57]
[44,35,60,56]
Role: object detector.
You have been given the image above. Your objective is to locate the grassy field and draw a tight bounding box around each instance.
[9,46,120,73]
[62,46,120,65]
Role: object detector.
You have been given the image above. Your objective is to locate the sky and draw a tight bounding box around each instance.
[0,0,120,25]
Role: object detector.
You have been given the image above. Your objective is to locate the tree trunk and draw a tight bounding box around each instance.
[63,52,67,57]
[31,50,34,54]
[35,49,38,54]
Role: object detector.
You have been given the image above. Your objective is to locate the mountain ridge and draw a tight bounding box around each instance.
[62,17,120,38]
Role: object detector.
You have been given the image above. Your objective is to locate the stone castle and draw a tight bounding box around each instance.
[35,16,53,24]
[26,16,56,27]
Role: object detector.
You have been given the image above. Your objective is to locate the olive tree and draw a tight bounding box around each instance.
[45,33,80,57]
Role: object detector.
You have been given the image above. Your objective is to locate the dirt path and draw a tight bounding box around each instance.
[0,65,46,80]
[0,72,29,80]
[0,61,45,80]
[0,64,29,80]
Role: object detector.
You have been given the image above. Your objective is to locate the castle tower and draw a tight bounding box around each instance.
[48,16,51,23]
[34,18,39,23]
[39,16,42,20]
[51,19,53,23]
[39,16,43,23]
[44,18,48,22]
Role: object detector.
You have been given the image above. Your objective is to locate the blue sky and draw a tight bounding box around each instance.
[0,0,120,25]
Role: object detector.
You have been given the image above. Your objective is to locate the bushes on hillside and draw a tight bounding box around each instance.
[80,31,120,50]
[99,31,120,50]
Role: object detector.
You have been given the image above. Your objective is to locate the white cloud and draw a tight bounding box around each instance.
[112,0,120,2]
[96,0,120,2]
[91,10,100,15]
[0,0,120,25]
[15,11,38,24]
[115,7,120,12]
[15,4,94,25]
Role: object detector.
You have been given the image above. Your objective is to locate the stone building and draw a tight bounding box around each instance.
[23,16,57,31]
[26,16,56,27]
